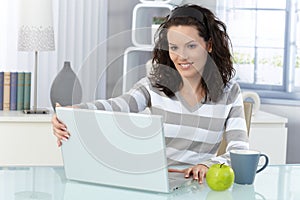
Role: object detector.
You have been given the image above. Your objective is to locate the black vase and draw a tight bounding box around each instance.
[50,61,82,110]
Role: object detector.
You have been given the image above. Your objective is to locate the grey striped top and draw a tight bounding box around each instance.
[77,77,249,167]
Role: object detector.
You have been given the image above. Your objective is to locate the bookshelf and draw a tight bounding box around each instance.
[122,46,153,93]
[132,3,173,47]
[122,2,176,93]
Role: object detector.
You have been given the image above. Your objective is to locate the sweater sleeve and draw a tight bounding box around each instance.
[201,82,249,167]
[74,77,151,113]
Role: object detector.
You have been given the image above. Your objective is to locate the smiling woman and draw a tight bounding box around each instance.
[167,25,210,106]
[52,4,249,183]
[168,25,209,76]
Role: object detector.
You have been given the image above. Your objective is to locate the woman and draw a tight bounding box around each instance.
[52,4,249,184]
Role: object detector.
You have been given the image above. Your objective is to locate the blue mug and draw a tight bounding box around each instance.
[230,149,269,185]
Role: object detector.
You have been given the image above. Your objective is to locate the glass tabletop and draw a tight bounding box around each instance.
[0,164,299,200]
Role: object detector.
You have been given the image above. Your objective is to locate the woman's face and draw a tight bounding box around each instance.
[167,25,210,81]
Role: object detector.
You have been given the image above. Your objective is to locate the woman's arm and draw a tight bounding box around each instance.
[52,78,152,146]
[74,78,151,112]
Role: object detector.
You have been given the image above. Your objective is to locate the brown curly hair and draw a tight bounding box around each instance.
[150,4,235,102]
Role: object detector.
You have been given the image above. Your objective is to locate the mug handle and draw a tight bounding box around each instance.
[256,154,269,173]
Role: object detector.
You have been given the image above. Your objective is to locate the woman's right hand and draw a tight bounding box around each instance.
[52,103,70,147]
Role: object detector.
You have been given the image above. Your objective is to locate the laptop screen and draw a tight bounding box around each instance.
[56,107,171,193]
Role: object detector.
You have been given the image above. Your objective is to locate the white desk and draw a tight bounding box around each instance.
[0,110,288,166]
[0,111,63,166]
[0,165,299,199]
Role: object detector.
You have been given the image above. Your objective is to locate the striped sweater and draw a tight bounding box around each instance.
[77,77,249,167]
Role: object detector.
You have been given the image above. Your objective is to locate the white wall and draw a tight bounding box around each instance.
[106,0,139,98]
[182,0,217,11]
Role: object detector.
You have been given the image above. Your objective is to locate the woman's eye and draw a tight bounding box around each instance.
[170,46,178,51]
[187,44,197,49]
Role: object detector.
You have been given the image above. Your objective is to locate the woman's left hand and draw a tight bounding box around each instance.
[168,164,209,184]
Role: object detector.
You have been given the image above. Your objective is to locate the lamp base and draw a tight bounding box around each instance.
[23,108,49,114]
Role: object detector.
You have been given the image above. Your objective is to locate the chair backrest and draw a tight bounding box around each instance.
[217,102,253,156]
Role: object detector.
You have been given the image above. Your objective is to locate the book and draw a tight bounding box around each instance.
[3,72,11,111]
[23,72,31,110]
[17,72,25,110]
[10,72,18,110]
[0,72,3,110]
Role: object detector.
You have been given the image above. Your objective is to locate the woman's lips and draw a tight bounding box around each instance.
[179,63,193,69]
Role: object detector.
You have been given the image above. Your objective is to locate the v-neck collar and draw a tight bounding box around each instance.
[175,91,204,112]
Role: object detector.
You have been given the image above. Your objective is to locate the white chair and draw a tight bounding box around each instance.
[217,102,253,156]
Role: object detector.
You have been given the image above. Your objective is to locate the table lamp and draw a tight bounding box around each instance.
[18,0,55,114]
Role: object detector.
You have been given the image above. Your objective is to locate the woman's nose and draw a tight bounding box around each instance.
[178,49,188,60]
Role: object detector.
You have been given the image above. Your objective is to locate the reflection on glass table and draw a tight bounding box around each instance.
[0,165,299,200]
[14,167,52,200]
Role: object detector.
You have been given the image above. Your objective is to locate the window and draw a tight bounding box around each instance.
[296,1,300,88]
[217,0,300,103]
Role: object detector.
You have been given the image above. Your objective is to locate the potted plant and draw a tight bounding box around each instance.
[151,16,165,44]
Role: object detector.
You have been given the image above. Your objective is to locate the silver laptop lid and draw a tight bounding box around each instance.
[56,107,170,193]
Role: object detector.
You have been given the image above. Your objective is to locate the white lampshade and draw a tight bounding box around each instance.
[18,0,55,51]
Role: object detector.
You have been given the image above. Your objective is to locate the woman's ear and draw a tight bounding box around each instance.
[207,38,212,53]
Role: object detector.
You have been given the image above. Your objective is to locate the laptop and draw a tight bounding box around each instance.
[56,107,193,193]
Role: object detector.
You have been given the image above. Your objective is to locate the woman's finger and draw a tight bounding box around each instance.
[57,139,62,147]
[198,170,206,184]
[184,167,193,178]
[53,127,69,140]
[168,168,185,173]
[192,168,200,180]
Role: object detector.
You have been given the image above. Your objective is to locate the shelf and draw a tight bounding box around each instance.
[122,46,153,93]
[0,110,53,122]
[132,3,174,46]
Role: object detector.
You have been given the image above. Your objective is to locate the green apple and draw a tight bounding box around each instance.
[206,163,234,191]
